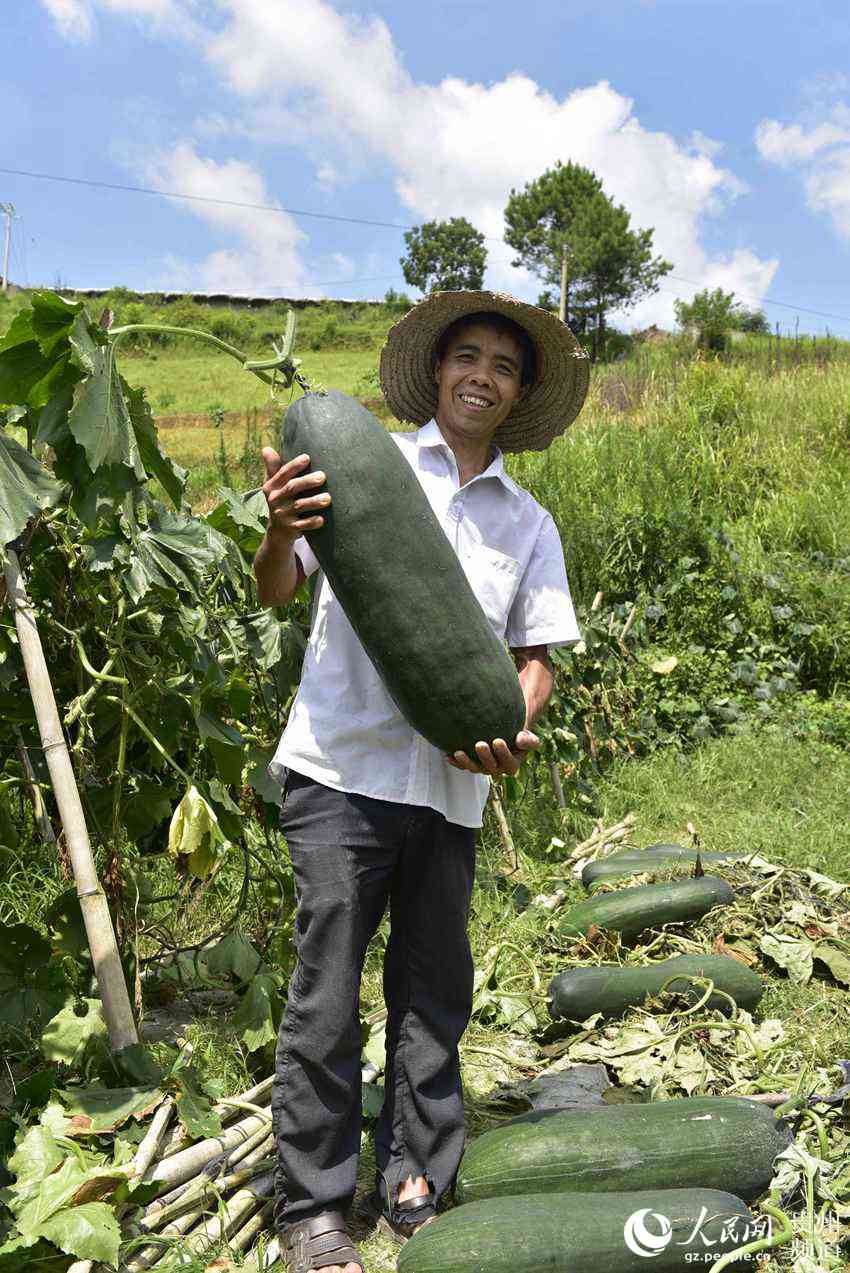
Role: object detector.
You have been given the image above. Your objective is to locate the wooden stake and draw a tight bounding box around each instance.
[4,548,138,1052]
[548,760,566,812]
[489,780,517,870]
[14,727,55,845]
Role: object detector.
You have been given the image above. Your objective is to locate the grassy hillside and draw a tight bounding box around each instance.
[2,288,848,1270]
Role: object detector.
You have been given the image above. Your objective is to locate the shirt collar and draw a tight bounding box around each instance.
[416,418,522,498]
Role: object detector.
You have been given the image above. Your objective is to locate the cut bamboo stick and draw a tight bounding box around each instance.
[130,1096,174,1183]
[4,548,138,1052]
[242,1235,281,1271]
[178,1169,274,1260]
[159,1076,273,1159]
[228,1199,275,1254]
[142,1113,270,1193]
[139,1156,273,1234]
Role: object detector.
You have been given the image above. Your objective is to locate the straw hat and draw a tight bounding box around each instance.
[379,289,591,453]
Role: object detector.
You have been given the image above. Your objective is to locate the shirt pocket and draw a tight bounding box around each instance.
[463,545,523,634]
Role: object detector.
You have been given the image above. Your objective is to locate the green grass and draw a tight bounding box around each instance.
[597,726,850,880]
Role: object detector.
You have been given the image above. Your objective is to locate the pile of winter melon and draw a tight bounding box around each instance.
[400,844,793,1273]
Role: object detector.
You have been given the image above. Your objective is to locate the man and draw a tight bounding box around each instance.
[254,290,589,1273]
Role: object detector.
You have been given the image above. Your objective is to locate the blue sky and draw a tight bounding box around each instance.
[3,0,850,333]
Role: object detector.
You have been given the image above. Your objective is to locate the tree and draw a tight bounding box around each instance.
[504,161,671,353]
[732,305,770,335]
[400,217,487,293]
[674,288,740,351]
[569,192,672,359]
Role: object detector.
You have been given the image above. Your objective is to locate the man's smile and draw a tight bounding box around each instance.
[457,391,494,410]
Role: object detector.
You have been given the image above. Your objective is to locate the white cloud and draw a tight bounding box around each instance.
[142,142,310,295]
[42,0,93,40]
[42,0,187,41]
[330,252,354,278]
[316,162,341,192]
[45,0,777,319]
[756,103,850,241]
[201,0,775,324]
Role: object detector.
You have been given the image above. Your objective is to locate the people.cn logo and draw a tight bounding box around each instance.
[623,1209,674,1258]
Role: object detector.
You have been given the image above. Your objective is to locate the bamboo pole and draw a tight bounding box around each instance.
[3,547,138,1052]
[14,727,56,845]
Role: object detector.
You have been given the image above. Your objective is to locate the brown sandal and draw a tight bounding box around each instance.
[281,1210,365,1272]
[359,1188,438,1245]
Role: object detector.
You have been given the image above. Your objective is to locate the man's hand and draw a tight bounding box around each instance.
[261,448,332,540]
[446,729,541,777]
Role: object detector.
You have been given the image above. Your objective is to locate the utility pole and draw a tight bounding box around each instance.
[558,245,569,324]
[1,203,14,294]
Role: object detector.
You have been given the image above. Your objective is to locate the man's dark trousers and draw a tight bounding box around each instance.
[271,769,477,1232]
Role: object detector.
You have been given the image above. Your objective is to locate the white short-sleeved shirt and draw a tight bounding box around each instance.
[267,418,581,827]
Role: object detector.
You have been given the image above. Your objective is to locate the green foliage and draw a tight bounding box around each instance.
[401,216,487,293]
[732,304,770,334]
[674,287,768,351]
[504,161,671,346]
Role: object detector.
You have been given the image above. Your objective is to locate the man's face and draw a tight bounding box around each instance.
[434,322,527,443]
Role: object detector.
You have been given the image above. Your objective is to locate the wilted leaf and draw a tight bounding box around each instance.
[759,933,814,984]
[650,655,679,675]
[57,1085,162,1134]
[168,784,232,879]
[814,944,850,987]
[493,1063,612,1113]
[8,1125,63,1193]
[41,999,108,1067]
[712,935,758,967]
[38,1201,121,1267]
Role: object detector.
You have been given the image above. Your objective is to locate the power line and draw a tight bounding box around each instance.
[0,166,419,232]
[3,162,850,327]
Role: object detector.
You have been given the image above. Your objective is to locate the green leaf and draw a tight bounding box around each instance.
[247,745,285,806]
[0,428,65,550]
[8,1125,63,1193]
[41,999,108,1067]
[30,291,84,358]
[79,532,131,574]
[57,1085,162,1135]
[362,1083,384,1121]
[122,779,174,842]
[45,892,89,960]
[66,312,144,477]
[0,329,51,403]
[124,380,187,508]
[204,929,264,983]
[0,924,67,1030]
[173,1067,223,1141]
[231,973,281,1053]
[38,1201,120,1267]
[233,609,283,670]
[114,1043,166,1087]
[204,485,267,556]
